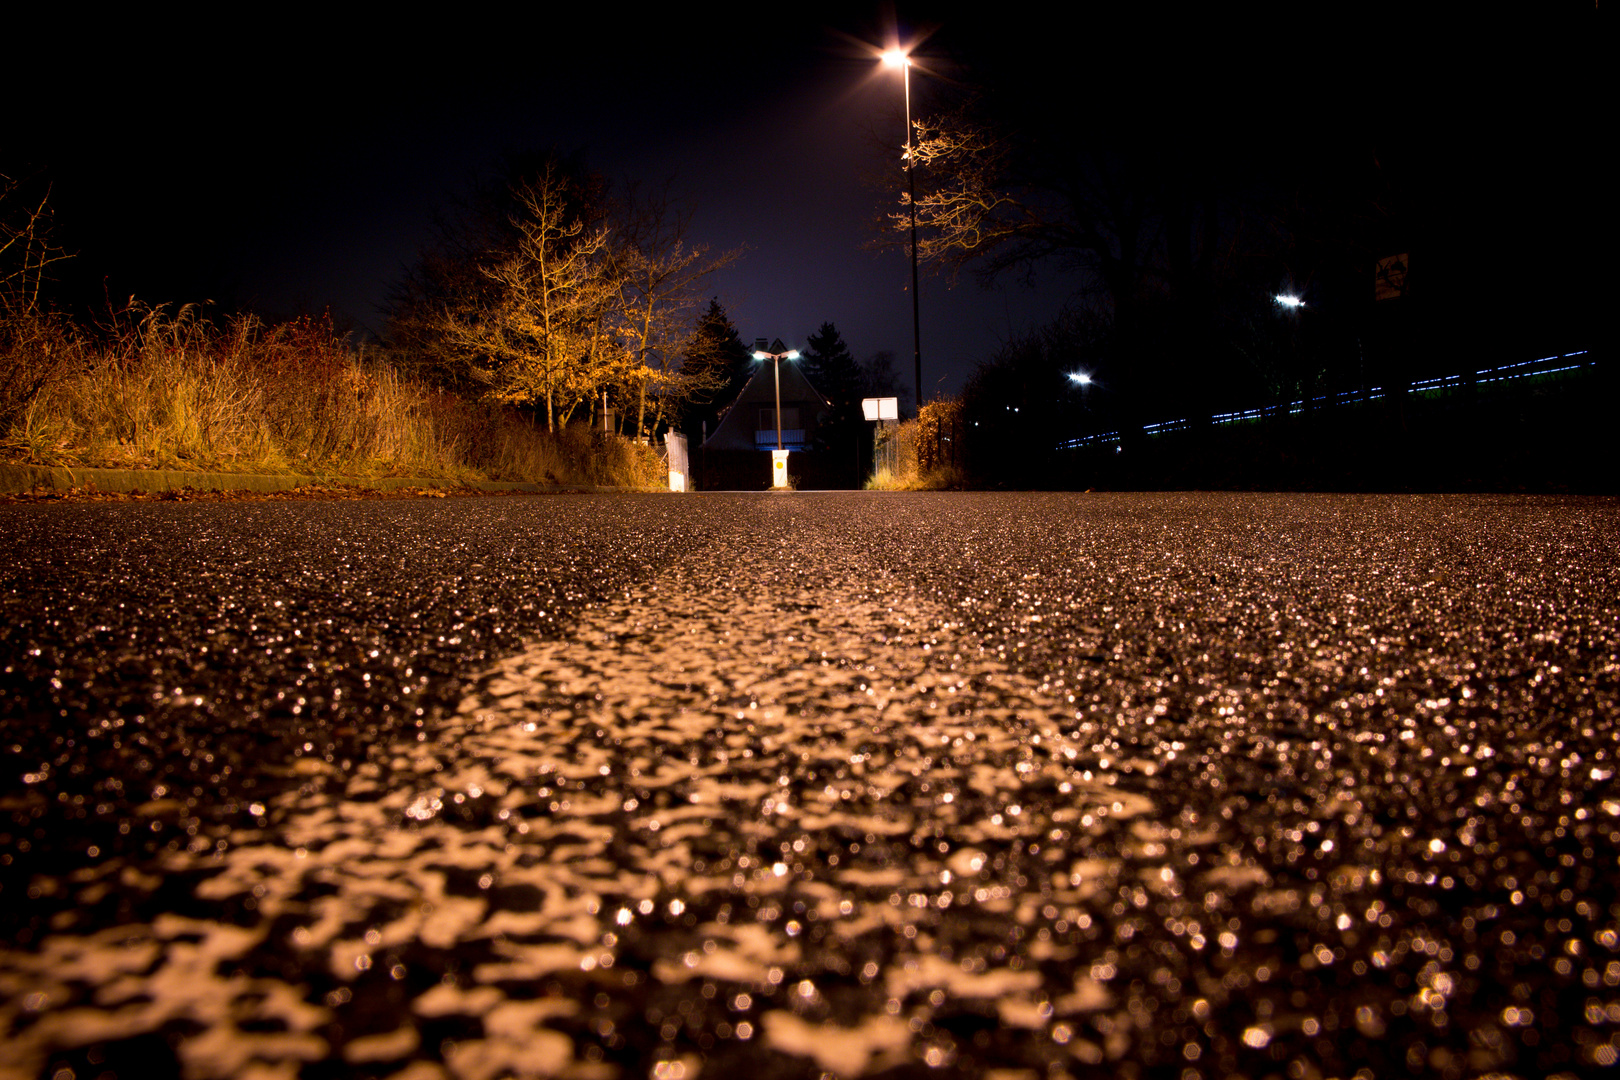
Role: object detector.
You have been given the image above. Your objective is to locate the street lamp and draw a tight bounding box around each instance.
[881,48,923,414]
[752,345,800,451]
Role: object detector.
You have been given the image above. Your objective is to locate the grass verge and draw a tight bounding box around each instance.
[1,305,664,490]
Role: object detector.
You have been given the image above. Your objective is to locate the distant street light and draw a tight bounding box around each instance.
[752,345,800,451]
[1068,372,1094,441]
[881,48,924,413]
[1275,294,1305,308]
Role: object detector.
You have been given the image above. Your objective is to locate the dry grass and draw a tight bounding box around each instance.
[0,305,663,489]
[867,460,967,491]
[0,310,82,436]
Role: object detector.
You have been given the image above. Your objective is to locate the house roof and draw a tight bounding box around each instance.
[702,358,831,451]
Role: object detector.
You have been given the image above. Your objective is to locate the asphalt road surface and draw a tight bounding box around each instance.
[2,492,1618,1080]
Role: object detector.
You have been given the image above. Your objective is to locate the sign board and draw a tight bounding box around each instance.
[771,450,790,489]
[862,397,899,421]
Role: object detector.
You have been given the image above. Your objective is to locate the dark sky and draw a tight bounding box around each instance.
[11,4,1598,398]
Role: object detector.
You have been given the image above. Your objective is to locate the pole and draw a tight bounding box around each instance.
[773,355,783,451]
[904,60,923,412]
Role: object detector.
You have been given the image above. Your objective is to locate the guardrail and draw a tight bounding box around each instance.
[1057,349,1592,451]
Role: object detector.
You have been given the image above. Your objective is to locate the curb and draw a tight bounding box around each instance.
[0,464,618,497]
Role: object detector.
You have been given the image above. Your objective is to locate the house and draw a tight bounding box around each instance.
[698,339,836,488]
[702,340,830,452]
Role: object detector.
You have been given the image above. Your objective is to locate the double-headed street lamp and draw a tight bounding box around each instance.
[752,343,800,451]
[881,48,923,414]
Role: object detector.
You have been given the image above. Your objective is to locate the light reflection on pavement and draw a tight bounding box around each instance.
[6,542,1167,1078]
[2,492,1618,1080]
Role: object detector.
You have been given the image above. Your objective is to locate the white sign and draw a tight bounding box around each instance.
[862,397,899,421]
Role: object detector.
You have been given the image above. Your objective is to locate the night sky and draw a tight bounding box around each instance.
[10,4,1597,399]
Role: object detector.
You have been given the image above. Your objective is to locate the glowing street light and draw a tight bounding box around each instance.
[752,345,800,452]
[1069,372,1094,424]
[881,47,924,414]
[1275,294,1306,308]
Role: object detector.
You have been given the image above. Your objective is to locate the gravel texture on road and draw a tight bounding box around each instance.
[2,492,1618,1080]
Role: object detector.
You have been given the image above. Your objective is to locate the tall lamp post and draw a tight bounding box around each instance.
[882,49,923,413]
[752,344,800,451]
[753,343,799,490]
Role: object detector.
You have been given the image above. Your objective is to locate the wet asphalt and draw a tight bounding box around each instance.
[2,491,1618,1080]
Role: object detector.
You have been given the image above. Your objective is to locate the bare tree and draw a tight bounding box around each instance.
[394,163,742,439]
[1,171,72,316]
[895,108,1168,328]
[608,185,742,438]
[433,163,612,431]
[890,104,1240,419]
[0,171,77,433]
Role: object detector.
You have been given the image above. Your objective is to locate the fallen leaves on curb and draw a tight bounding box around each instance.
[0,484,530,505]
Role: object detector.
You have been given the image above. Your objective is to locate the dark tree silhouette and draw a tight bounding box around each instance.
[802,322,861,414]
[858,350,909,416]
[677,299,752,440]
[801,321,865,486]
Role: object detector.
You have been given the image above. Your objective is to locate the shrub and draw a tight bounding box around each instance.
[866,398,966,491]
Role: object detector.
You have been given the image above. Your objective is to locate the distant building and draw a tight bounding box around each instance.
[697,343,838,488]
[701,351,830,453]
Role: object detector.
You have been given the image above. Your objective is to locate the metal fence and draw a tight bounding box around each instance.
[1057,349,1593,451]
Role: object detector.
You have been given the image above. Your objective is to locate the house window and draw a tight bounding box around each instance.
[759,407,800,430]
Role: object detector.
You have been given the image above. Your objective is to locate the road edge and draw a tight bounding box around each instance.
[0,463,623,496]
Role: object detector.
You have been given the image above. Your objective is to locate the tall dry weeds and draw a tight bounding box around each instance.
[0,310,82,436]
[0,303,664,488]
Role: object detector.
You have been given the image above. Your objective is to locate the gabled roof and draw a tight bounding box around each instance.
[703,359,830,450]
